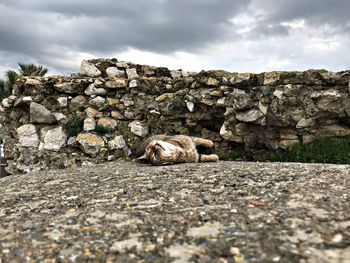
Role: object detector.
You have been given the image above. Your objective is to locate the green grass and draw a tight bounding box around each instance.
[63,115,85,137]
[268,135,350,164]
[94,124,111,135]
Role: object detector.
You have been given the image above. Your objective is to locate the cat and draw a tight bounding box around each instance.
[135,135,219,165]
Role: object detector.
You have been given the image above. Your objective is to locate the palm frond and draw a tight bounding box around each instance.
[0,79,11,101]
[18,63,48,76]
[5,70,19,85]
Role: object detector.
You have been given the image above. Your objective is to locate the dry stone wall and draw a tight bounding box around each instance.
[1,58,350,173]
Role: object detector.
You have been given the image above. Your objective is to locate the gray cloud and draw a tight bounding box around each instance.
[0,0,349,75]
[0,0,248,54]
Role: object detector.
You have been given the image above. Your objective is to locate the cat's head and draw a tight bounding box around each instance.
[139,140,181,165]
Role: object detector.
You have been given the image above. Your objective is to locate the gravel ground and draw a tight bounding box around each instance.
[0,161,349,263]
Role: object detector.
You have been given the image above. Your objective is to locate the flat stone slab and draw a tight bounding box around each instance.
[0,161,349,262]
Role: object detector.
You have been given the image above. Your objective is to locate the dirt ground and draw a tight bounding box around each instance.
[0,160,349,262]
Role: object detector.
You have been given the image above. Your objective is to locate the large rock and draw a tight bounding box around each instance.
[128,121,148,137]
[219,122,243,143]
[17,124,39,148]
[126,68,139,79]
[228,89,253,110]
[76,133,105,156]
[106,67,125,78]
[30,102,56,124]
[296,118,316,129]
[54,83,75,94]
[236,109,264,123]
[83,118,96,131]
[84,84,107,96]
[80,60,101,77]
[89,96,106,108]
[108,135,126,150]
[97,118,117,130]
[230,73,250,84]
[105,79,128,88]
[85,107,103,118]
[43,126,67,151]
[57,97,68,107]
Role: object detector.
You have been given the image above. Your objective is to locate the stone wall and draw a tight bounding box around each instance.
[0,58,350,173]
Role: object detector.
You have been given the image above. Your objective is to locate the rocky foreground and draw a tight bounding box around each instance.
[0,161,349,262]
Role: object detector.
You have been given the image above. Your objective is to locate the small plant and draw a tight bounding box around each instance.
[94,124,111,135]
[64,115,85,137]
[0,70,19,101]
[18,63,48,77]
[268,135,350,164]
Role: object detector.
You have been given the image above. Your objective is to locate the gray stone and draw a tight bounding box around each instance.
[97,118,117,130]
[181,71,189,77]
[25,78,42,86]
[43,126,67,151]
[57,97,68,107]
[83,118,96,131]
[71,95,86,106]
[143,65,156,76]
[84,84,107,96]
[207,78,218,86]
[126,68,139,79]
[236,109,264,123]
[108,135,126,150]
[120,94,134,107]
[106,67,125,78]
[85,107,102,118]
[54,83,75,94]
[273,89,284,99]
[89,96,106,108]
[128,121,148,137]
[22,97,32,103]
[107,155,116,161]
[219,122,243,143]
[264,71,280,85]
[76,133,105,156]
[116,61,129,68]
[17,124,39,148]
[105,79,128,88]
[258,101,268,115]
[80,60,101,77]
[230,88,253,110]
[67,136,76,146]
[53,113,66,122]
[230,73,250,84]
[129,80,138,88]
[30,102,56,124]
[216,97,225,106]
[1,98,11,108]
[171,70,182,79]
[296,118,316,129]
[186,102,194,112]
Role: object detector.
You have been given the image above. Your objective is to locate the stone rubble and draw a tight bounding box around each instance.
[0,58,349,173]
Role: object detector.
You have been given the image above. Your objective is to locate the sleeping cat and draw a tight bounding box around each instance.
[135,135,219,165]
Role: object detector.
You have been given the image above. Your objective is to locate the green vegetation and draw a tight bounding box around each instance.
[63,115,85,137]
[0,63,48,101]
[218,150,245,161]
[18,63,48,77]
[268,135,350,164]
[0,70,19,100]
[94,124,111,135]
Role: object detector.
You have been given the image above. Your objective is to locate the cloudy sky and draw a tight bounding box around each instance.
[0,0,349,77]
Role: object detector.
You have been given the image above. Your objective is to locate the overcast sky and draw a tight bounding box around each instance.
[0,0,349,77]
